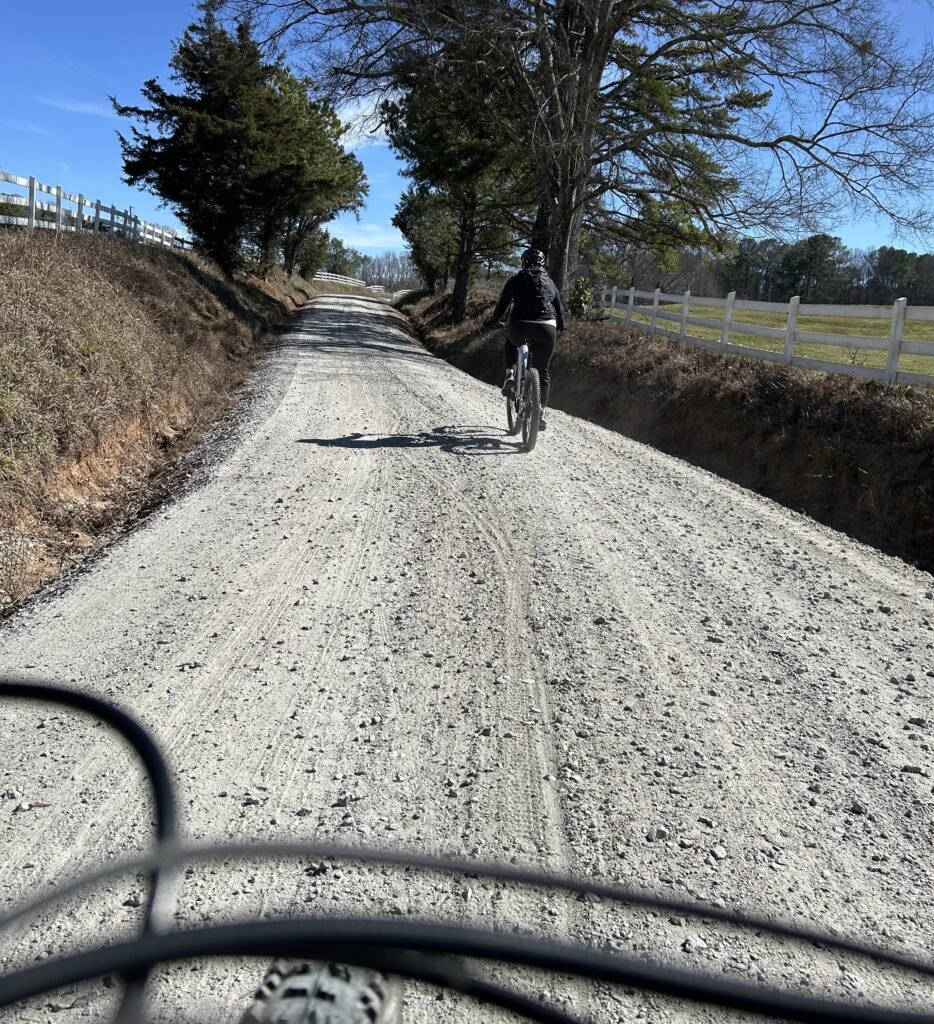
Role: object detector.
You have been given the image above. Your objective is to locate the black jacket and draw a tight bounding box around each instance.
[491,269,566,330]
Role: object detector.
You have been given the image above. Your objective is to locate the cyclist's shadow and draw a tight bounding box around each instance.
[298,424,524,456]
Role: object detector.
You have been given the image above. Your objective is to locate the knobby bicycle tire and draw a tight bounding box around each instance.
[241,959,402,1024]
[522,368,541,451]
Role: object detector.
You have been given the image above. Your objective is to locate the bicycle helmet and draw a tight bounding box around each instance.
[521,247,546,269]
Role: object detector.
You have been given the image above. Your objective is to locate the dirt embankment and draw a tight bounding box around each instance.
[403,291,934,572]
[0,230,363,605]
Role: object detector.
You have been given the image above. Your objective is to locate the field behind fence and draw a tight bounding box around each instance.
[600,286,934,387]
[0,168,188,248]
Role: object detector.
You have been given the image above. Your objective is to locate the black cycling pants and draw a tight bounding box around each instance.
[505,320,556,409]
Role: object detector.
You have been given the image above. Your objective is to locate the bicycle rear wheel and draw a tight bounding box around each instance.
[522,368,541,452]
[241,959,402,1024]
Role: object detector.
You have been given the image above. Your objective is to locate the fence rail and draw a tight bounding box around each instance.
[312,270,384,293]
[0,168,188,248]
[599,285,934,388]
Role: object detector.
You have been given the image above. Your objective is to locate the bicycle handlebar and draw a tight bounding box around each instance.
[3,679,934,1023]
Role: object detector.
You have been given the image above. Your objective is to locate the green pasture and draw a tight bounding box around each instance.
[605,302,934,378]
[0,202,56,223]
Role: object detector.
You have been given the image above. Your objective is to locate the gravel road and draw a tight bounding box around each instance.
[2,294,934,1023]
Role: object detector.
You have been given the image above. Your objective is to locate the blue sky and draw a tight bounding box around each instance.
[0,0,407,253]
[1,0,932,258]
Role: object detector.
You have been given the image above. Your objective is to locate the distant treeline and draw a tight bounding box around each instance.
[593,233,934,306]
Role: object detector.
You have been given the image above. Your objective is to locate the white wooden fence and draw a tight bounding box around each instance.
[0,168,188,249]
[312,270,384,293]
[600,286,934,388]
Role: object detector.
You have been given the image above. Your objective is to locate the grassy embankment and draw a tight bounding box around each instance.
[401,289,934,573]
[0,229,368,604]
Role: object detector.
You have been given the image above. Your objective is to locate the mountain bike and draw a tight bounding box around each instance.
[497,322,542,452]
[3,677,934,1024]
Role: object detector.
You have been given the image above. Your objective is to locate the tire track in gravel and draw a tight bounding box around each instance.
[374,370,618,1022]
[510,418,934,1019]
[384,372,574,869]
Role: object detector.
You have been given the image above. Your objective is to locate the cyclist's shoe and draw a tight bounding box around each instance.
[539,416,547,431]
[501,373,516,397]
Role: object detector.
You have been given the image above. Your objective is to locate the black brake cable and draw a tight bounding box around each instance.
[3,918,934,1024]
[4,837,933,988]
[4,680,934,1022]
[330,947,585,1024]
[0,679,178,1022]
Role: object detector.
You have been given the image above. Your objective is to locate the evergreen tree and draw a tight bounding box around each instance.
[114,2,366,274]
[321,236,366,278]
[250,70,366,276]
[392,187,458,292]
[114,3,278,270]
[381,42,533,320]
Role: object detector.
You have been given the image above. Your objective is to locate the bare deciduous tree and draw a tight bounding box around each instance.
[231,0,934,291]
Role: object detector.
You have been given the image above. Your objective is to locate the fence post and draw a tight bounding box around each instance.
[93,199,101,234]
[54,186,63,231]
[76,193,84,233]
[650,287,661,334]
[720,291,736,350]
[627,286,635,322]
[27,176,36,229]
[885,297,908,384]
[609,285,617,318]
[680,289,690,338]
[784,295,800,364]
[109,205,116,233]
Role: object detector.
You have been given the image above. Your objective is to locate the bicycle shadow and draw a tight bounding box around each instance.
[297,424,524,457]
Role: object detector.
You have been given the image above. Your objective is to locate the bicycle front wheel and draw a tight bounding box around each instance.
[522,368,541,452]
[241,959,402,1024]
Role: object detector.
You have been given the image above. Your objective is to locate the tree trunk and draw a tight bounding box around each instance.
[531,204,551,253]
[452,265,470,323]
[451,209,477,324]
[282,220,303,277]
[546,165,588,294]
[257,214,281,279]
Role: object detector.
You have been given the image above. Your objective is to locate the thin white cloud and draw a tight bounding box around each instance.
[331,222,405,250]
[32,97,118,119]
[0,119,61,141]
[350,133,391,152]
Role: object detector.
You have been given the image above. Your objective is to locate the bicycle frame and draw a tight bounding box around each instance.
[514,343,529,414]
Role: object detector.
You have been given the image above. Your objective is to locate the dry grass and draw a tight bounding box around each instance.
[0,229,321,604]
[402,291,934,571]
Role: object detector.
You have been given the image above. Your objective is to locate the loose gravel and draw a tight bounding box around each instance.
[1,295,933,1022]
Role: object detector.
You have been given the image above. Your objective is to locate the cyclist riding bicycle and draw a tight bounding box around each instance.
[483,247,566,431]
